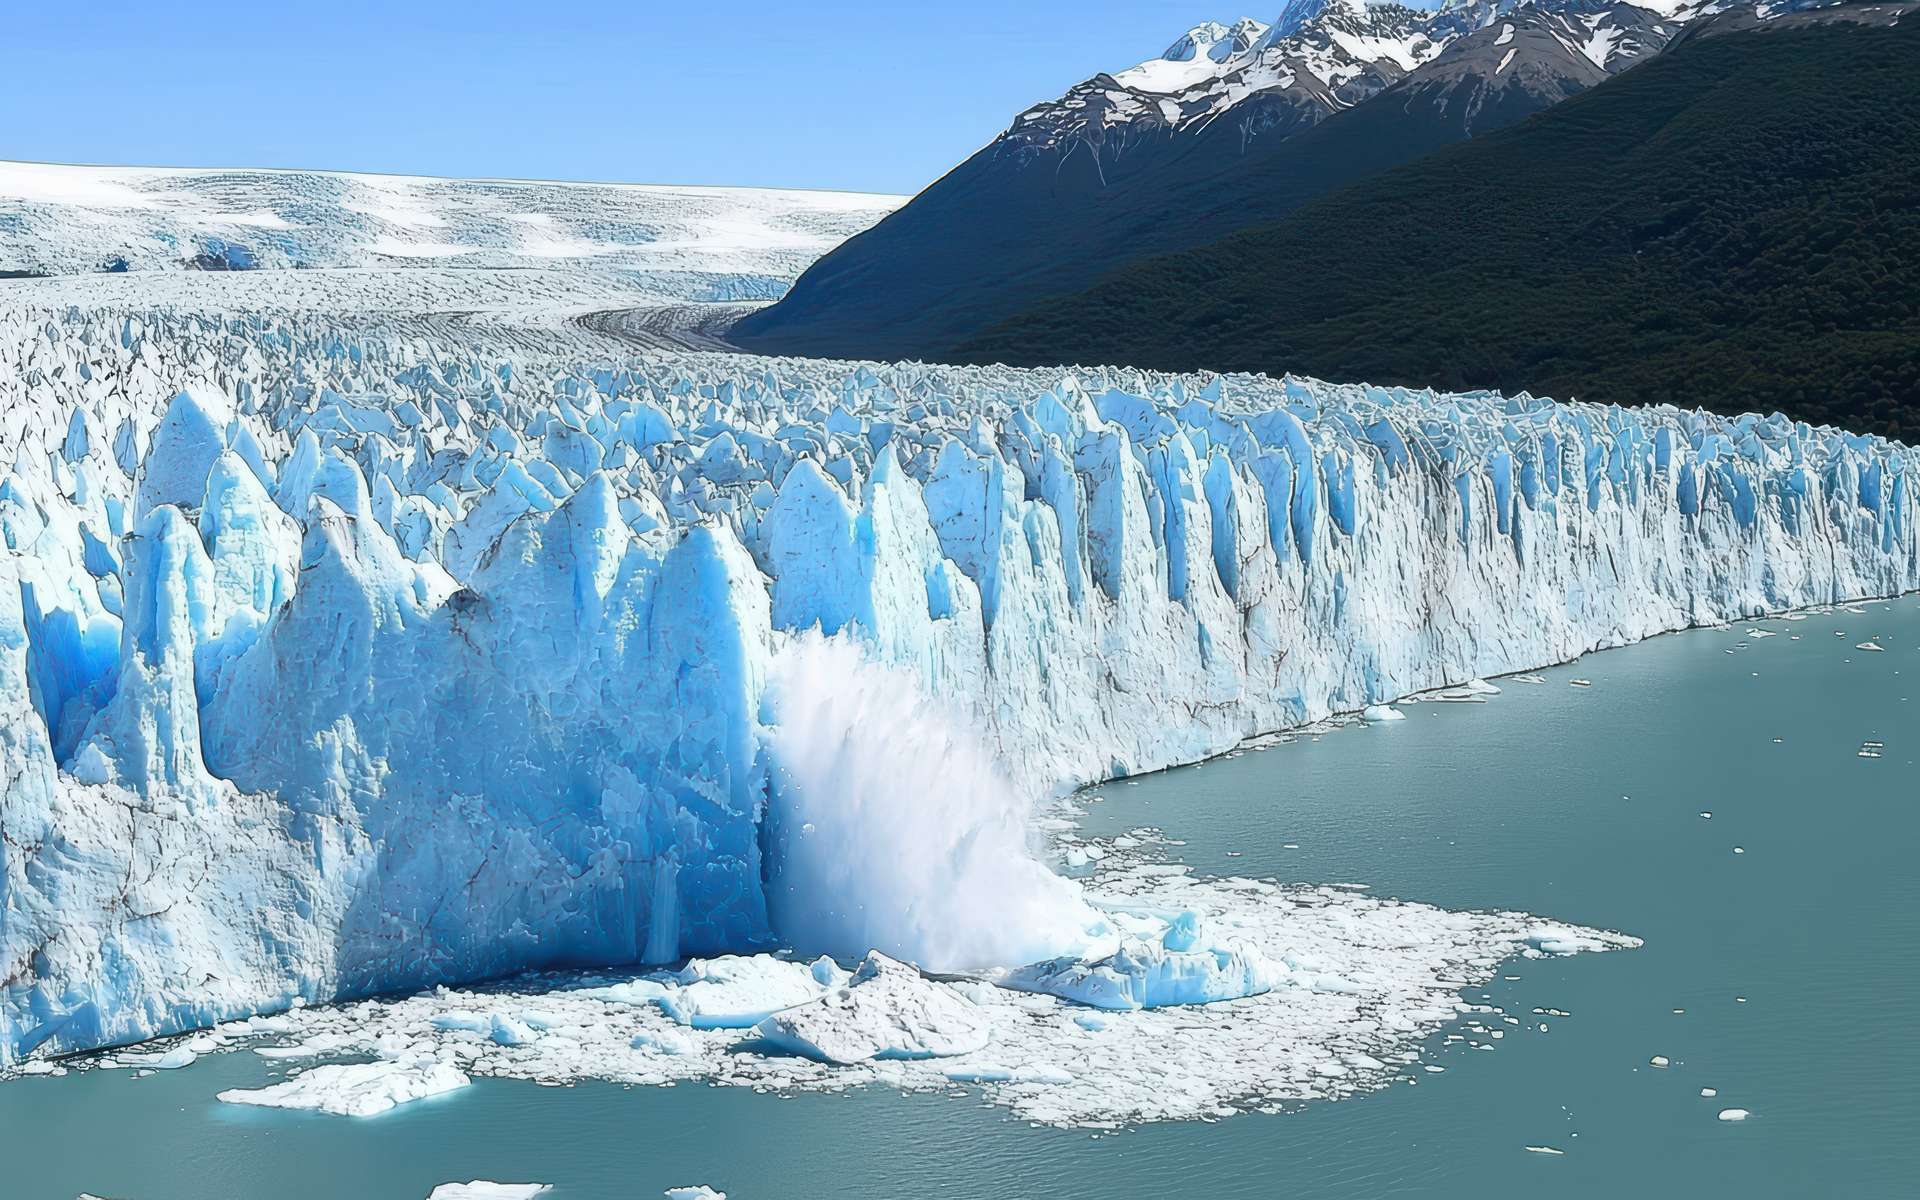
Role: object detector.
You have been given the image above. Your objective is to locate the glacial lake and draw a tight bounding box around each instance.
[5,598,1915,1200]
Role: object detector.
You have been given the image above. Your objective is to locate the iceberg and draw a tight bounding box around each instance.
[753,951,992,1064]
[216,1057,471,1117]
[0,299,1915,1063]
[645,955,846,1029]
[1002,934,1282,1011]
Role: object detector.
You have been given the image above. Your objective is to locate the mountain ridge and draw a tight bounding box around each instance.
[733,0,1756,360]
[957,9,1920,439]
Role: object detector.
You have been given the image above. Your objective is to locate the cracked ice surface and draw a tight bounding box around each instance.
[0,299,1914,1064]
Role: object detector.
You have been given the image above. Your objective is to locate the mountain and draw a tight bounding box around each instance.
[731,0,1685,361]
[958,5,1920,439]
[0,162,903,302]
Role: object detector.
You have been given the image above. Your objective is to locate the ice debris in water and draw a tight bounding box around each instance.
[428,1185,551,1200]
[999,910,1282,1011]
[754,952,992,1064]
[216,1057,470,1117]
[664,1188,727,1200]
[0,299,1912,1064]
[122,836,1643,1129]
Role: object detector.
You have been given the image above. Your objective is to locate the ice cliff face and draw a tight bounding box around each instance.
[2,303,1915,1062]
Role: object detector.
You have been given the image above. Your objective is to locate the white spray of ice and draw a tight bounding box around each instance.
[762,633,1109,971]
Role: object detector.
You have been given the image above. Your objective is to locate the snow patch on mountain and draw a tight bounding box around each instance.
[1007,0,1824,156]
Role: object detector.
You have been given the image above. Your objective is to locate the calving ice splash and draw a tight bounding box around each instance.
[765,633,1110,972]
[0,303,1915,1107]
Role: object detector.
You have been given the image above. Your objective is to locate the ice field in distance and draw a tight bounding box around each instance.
[0,160,904,302]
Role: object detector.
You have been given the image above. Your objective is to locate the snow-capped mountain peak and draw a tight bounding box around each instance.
[1013,3,1447,150]
[1001,0,1762,156]
[1269,0,1399,41]
[1162,17,1273,62]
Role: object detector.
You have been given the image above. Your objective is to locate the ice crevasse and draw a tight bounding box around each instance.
[1,306,1916,1062]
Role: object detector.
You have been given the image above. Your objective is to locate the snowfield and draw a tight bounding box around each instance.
[0,281,1914,1093]
[0,160,902,302]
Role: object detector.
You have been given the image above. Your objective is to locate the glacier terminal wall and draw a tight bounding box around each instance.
[1,303,1914,1061]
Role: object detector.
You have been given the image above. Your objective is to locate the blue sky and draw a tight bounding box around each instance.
[3,2,1302,196]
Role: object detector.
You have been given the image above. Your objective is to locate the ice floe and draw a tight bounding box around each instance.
[98,836,1640,1128]
[216,1057,470,1117]
[754,952,992,1064]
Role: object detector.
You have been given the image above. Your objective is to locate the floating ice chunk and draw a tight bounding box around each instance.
[1524,925,1630,956]
[1363,704,1406,722]
[1569,679,1593,688]
[1002,935,1281,1011]
[217,1058,470,1117]
[1650,1055,1670,1067]
[432,1012,492,1034]
[1857,642,1884,652]
[1461,678,1501,695]
[1718,1108,1751,1121]
[1525,1145,1566,1155]
[941,1061,1016,1083]
[429,1185,551,1199]
[153,1045,198,1069]
[664,1186,726,1199]
[489,1014,537,1046]
[254,1031,359,1059]
[1701,1087,1718,1097]
[1014,1063,1075,1084]
[647,956,846,1029]
[630,1025,699,1056]
[753,951,992,1064]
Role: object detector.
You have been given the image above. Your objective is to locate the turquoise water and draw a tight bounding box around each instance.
[4,600,1916,1199]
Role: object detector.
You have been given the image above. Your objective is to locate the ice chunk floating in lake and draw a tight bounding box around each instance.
[0,298,1915,1064]
[753,950,992,1064]
[428,1185,551,1200]
[216,1057,471,1117]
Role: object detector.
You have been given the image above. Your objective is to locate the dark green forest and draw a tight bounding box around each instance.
[959,22,1920,440]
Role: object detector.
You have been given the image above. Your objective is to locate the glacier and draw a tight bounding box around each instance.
[0,297,1916,1067]
[0,160,902,298]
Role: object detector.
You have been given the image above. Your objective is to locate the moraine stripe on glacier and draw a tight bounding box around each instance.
[1,305,1915,1062]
